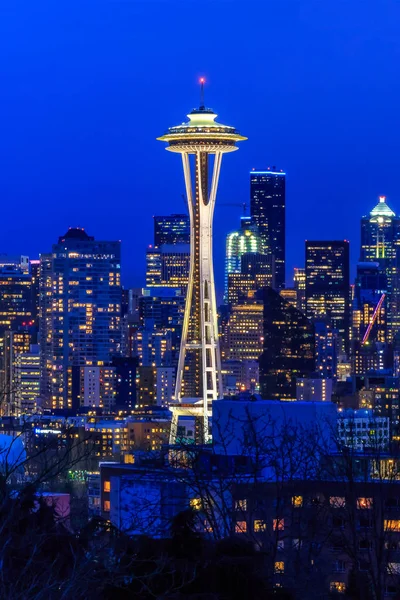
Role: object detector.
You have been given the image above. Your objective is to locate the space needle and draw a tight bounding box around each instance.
[158,79,246,443]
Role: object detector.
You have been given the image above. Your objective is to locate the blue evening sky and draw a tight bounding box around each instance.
[0,0,399,297]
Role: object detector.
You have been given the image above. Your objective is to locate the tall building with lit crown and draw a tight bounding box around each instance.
[250,167,286,290]
[39,228,122,410]
[360,196,400,341]
[305,241,350,355]
[157,82,246,442]
[224,216,263,302]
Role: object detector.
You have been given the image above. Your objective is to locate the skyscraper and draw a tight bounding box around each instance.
[154,214,190,246]
[145,244,190,292]
[305,241,350,354]
[157,83,246,442]
[221,300,264,363]
[294,267,306,313]
[224,216,264,302]
[250,167,286,289]
[259,287,315,400]
[360,196,400,341]
[39,228,122,411]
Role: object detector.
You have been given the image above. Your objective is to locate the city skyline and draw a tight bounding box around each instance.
[0,1,399,295]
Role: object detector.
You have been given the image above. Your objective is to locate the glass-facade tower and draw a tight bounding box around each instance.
[360,196,400,341]
[250,168,286,290]
[305,241,350,355]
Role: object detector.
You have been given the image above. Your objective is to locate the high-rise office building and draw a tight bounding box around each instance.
[305,241,350,354]
[30,259,40,323]
[139,288,184,364]
[360,196,400,341]
[39,228,122,411]
[112,356,138,411]
[250,167,286,290]
[259,287,315,400]
[79,365,116,411]
[221,300,264,363]
[224,216,264,302]
[0,265,32,334]
[314,320,338,379]
[14,344,40,415]
[154,214,190,246]
[280,288,297,309]
[294,267,306,313]
[2,328,35,415]
[134,319,173,367]
[352,262,387,346]
[145,244,190,292]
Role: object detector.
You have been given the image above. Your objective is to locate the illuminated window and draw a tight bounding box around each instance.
[357,497,373,509]
[330,582,346,594]
[103,481,111,492]
[385,520,400,531]
[104,500,110,512]
[254,519,266,532]
[190,498,202,511]
[235,521,247,533]
[274,561,284,574]
[235,499,247,511]
[330,496,346,508]
[273,518,284,531]
[387,563,400,575]
[292,495,303,507]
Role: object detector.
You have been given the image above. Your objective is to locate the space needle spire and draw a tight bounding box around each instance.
[158,79,247,443]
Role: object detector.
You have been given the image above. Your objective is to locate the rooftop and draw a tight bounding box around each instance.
[58,227,94,243]
[369,196,396,220]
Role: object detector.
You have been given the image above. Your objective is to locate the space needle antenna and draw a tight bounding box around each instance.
[199,77,205,109]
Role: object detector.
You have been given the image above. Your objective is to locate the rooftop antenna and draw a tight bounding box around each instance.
[199,77,205,109]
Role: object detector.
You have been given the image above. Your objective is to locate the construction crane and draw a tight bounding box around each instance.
[182,195,248,215]
[219,202,248,214]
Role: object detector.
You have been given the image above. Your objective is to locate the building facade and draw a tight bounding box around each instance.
[39,228,122,410]
[154,214,190,246]
[259,287,315,400]
[250,168,286,290]
[305,241,350,355]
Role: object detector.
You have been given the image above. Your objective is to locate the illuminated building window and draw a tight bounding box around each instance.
[254,520,267,532]
[103,481,111,492]
[387,563,400,575]
[274,561,284,574]
[235,521,247,533]
[292,495,303,507]
[357,497,373,509]
[273,518,284,531]
[235,498,247,511]
[204,520,213,533]
[330,582,346,594]
[330,496,346,508]
[190,498,202,511]
[103,500,110,512]
[385,520,400,531]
